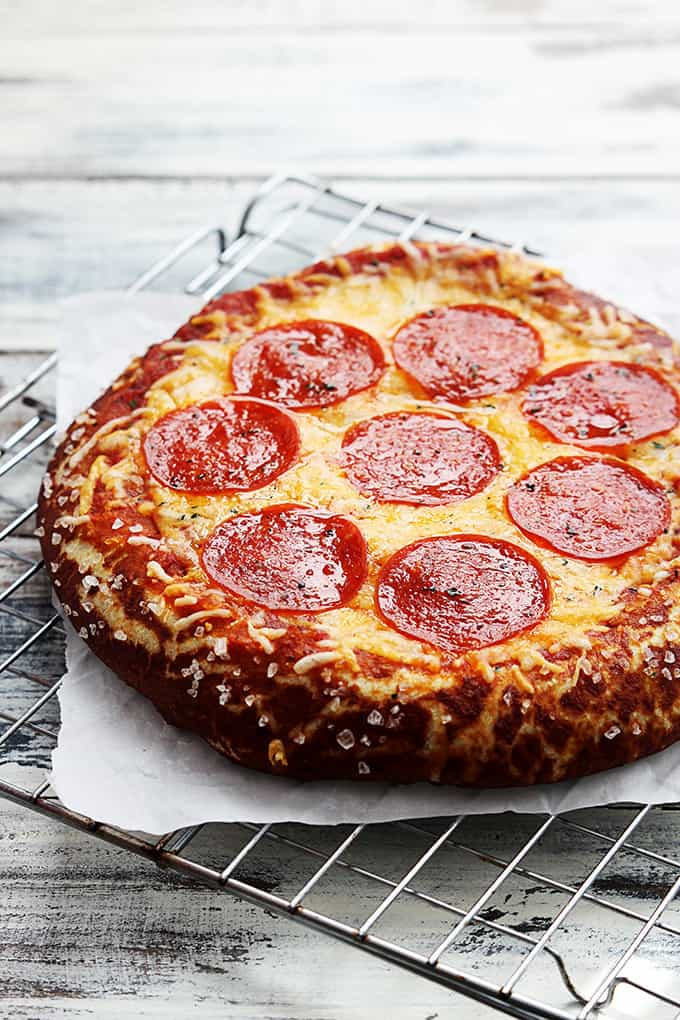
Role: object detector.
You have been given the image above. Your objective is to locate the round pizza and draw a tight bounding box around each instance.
[38,241,680,786]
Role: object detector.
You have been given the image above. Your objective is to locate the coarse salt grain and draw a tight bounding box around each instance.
[112,518,124,530]
[267,662,278,678]
[113,629,127,641]
[180,659,204,680]
[358,761,370,775]
[82,575,99,590]
[604,725,621,740]
[216,683,231,706]
[367,709,383,726]
[128,524,143,533]
[213,636,228,658]
[336,728,355,750]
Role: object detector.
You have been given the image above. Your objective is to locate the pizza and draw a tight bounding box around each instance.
[38,241,680,786]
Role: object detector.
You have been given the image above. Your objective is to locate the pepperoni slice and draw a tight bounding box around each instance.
[392,304,543,403]
[230,319,385,409]
[506,456,670,562]
[376,535,550,654]
[522,360,679,451]
[339,411,501,505]
[143,396,300,494]
[201,504,367,612]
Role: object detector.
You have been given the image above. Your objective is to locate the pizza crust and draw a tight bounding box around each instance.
[38,241,680,785]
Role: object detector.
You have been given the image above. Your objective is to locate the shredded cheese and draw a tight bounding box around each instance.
[293,651,344,675]
[146,560,174,584]
[49,243,680,689]
[172,609,235,632]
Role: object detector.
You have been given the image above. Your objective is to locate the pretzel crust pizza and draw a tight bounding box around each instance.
[38,242,680,786]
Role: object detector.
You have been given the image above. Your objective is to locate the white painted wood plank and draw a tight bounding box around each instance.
[1,793,679,1019]
[0,796,455,1019]
[4,0,679,33]
[2,4,680,1017]
[2,177,679,351]
[2,3,680,178]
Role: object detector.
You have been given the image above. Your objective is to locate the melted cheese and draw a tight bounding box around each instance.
[54,245,680,687]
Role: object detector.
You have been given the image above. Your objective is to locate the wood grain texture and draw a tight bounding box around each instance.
[3,177,680,351]
[3,185,680,1014]
[2,1,680,1017]
[1,792,679,1020]
[1,1,680,179]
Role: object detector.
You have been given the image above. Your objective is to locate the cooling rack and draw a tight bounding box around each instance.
[1,173,680,1020]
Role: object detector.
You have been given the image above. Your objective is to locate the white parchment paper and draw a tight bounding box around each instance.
[51,265,680,833]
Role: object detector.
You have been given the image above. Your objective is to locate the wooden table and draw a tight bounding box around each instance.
[2,3,680,1017]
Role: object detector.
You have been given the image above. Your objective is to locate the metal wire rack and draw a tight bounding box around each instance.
[1,173,679,1020]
